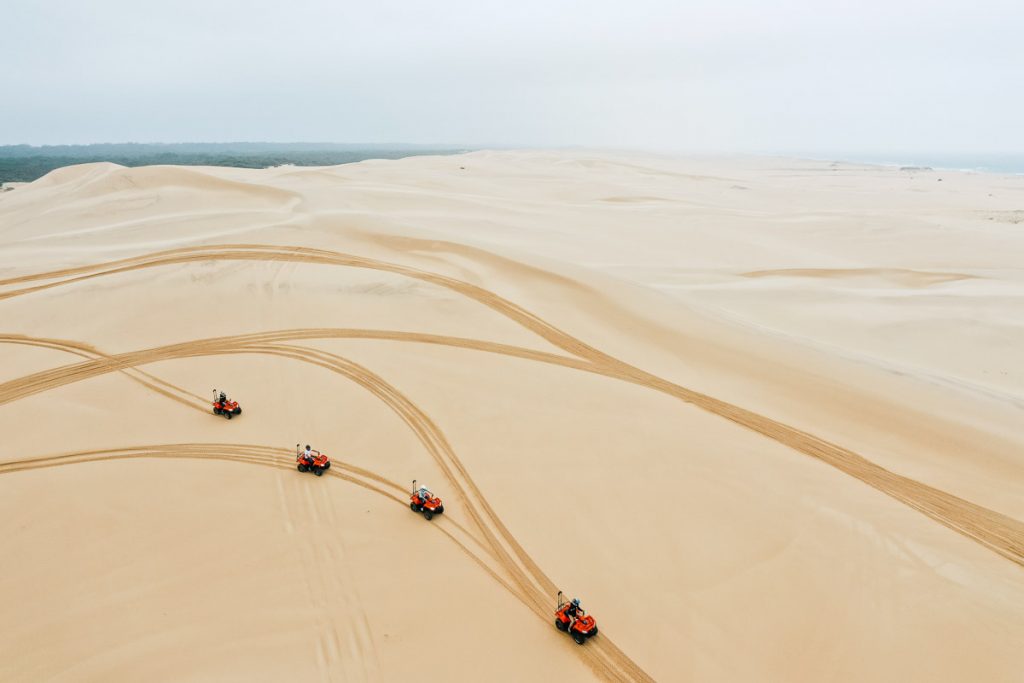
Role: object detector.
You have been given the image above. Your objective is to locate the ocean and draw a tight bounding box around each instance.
[839,154,1024,175]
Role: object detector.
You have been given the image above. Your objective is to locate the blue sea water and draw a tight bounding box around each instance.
[840,154,1024,175]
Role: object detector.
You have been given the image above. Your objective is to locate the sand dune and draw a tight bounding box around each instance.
[1,152,1023,681]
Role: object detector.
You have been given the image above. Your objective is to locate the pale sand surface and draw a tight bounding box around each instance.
[1,151,1023,681]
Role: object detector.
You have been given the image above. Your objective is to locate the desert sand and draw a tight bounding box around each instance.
[1,151,1023,682]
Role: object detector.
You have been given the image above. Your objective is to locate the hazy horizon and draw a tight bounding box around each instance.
[3,143,1024,182]
[3,142,1023,170]
[3,0,1022,155]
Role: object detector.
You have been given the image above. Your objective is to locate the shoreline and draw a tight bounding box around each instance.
[794,153,1024,176]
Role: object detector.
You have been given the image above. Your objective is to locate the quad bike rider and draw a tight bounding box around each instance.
[555,591,598,644]
[409,480,444,520]
[295,444,331,476]
[212,389,242,419]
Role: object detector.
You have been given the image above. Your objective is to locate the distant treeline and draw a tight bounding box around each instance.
[0,143,472,183]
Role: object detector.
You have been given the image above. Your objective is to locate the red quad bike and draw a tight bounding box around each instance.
[296,444,331,477]
[409,479,444,520]
[212,389,242,419]
[555,591,598,645]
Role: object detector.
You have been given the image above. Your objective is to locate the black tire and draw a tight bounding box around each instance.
[213,407,221,415]
[590,626,598,637]
[410,502,419,512]
[298,464,307,472]
[234,407,242,415]
[423,510,433,521]
[323,462,330,470]
[555,619,568,632]
[226,412,232,419]
[314,468,323,477]
[435,505,444,514]
[573,631,586,645]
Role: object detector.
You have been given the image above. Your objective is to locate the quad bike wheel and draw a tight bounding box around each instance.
[435,505,444,514]
[226,412,232,419]
[410,502,421,512]
[573,631,586,645]
[234,408,242,415]
[314,468,323,477]
[590,626,598,637]
[555,619,568,631]
[423,510,433,520]
[213,407,221,415]
[298,464,308,472]
[323,462,330,470]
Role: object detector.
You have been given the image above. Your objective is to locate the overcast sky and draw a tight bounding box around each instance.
[2,0,1021,153]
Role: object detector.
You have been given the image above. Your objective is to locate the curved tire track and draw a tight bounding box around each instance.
[0,244,611,362]
[0,441,642,681]
[3,244,1024,677]
[3,323,1022,572]
[9,328,1022,677]
[0,442,522,607]
[0,334,208,412]
[0,330,647,678]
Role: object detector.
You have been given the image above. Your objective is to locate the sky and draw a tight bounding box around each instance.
[2,0,1022,154]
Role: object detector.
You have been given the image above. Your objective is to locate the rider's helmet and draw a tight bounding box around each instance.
[571,598,580,608]
[305,445,311,451]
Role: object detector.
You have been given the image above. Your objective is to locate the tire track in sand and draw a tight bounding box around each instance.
[0,338,652,682]
[10,244,1017,562]
[3,245,1024,676]
[15,328,1023,677]
[0,244,610,362]
[252,343,652,683]
[0,442,631,680]
[0,335,207,412]
[0,443,516,606]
